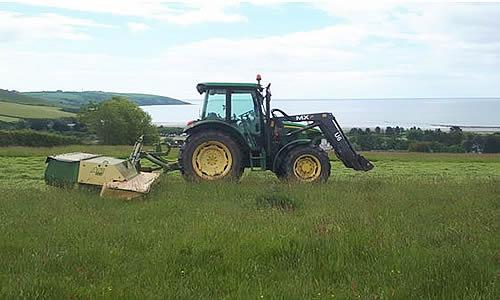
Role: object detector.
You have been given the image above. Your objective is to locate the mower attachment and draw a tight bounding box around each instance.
[100,172,161,200]
[44,138,178,199]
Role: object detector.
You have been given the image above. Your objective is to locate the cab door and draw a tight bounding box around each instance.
[229,90,261,150]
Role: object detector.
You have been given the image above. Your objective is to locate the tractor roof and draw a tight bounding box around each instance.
[196,82,259,94]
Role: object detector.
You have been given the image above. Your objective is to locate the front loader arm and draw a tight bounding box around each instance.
[274,112,374,171]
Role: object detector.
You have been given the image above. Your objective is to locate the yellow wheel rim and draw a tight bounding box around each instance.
[293,154,321,182]
[192,141,232,180]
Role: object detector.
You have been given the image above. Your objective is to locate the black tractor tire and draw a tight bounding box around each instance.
[275,162,287,180]
[179,130,243,182]
[281,145,330,183]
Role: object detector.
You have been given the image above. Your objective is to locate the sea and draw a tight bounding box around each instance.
[141,98,500,132]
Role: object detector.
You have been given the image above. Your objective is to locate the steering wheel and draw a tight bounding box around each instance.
[206,112,222,119]
[271,108,291,119]
[238,110,255,119]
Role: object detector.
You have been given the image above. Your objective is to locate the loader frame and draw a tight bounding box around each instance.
[270,110,374,172]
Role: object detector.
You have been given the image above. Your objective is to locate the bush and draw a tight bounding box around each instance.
[483,134,500,153]
[444,144,465,153]
[0,130,81,147]
[79,97,158,145]
[158,126,184,136]
[408,142,432,152]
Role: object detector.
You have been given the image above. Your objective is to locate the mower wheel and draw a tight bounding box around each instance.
[179,130,243,182]
[281,145,330,183]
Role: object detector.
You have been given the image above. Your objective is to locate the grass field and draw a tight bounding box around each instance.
[0,147,498,298]
[0,101,75,120]
[0,115,20,122]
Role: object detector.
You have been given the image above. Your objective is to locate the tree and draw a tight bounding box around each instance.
[349,128,363,135]
[445,126,464,146]
[52,119,70,132]
[158,126,184,136]
[463,134,484,153]
[29,119,51,131]
[483,134,500,153]
[406,127,423,141]
[79,97,158,145]
[408,142,432,152]
[394,126,401,135]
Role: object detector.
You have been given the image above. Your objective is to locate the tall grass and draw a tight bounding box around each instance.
[0,152,498,298]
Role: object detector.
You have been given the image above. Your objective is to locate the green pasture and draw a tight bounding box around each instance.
[0,148,498,298]
[0,101,74,121]
[0,115,20,122]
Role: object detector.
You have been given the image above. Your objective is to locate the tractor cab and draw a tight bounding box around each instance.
[195,82,266,151]
[196,82,263,121]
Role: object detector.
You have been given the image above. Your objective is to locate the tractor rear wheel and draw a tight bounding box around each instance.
[179,130,243,182]
[281,145,330,183]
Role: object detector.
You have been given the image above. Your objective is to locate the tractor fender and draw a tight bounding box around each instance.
[183,120,249,151]
[272,139,312,173]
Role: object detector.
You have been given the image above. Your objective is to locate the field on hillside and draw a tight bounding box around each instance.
[0,89,54,107]
[0,148,498,298]
[0,102,75,120]
[24,91,186,108]
[0,115,20,122]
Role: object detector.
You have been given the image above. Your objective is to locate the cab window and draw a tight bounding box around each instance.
[231,91,257,121]
[203,89,226,120]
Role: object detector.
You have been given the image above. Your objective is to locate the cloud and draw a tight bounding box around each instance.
[0,10,114,41]
[155,3,500,74]
[3,0,246,25]
[127,22,150,34]
[1,1,499,98]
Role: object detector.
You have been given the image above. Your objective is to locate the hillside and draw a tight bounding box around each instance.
[23,91,187,108]
[0,89,187,109]
[0,89,53,106]
[0,102,75,120]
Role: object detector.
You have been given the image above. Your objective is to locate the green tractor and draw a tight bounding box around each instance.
[44,75,373,198]
[178,75,373,182]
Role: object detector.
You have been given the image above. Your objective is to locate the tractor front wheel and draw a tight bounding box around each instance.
[179,130,243,182]
[281,146,330,183]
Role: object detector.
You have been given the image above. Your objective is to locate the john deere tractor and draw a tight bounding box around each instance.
[179,75,373,182]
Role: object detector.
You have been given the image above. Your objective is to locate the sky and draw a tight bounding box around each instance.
[0,0,499,99]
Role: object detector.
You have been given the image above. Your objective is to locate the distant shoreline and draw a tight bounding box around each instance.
[270,97,500,101]
[144,98,500,133]
[141,102,194,107]
[153,122,500,133]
